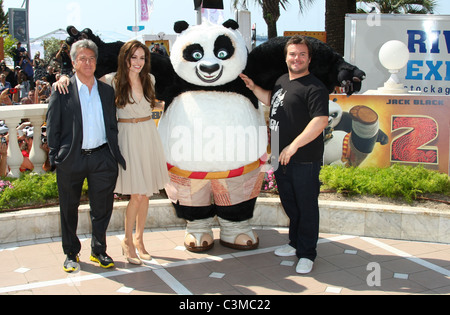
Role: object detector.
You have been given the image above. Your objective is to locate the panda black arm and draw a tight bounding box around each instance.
[244,37,287,91]
[64,25,176,100]
[244,36,366,96]
[150,53,176,101]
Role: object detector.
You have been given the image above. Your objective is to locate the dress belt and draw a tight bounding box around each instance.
[118,116,152,123]
[81,143,108,155]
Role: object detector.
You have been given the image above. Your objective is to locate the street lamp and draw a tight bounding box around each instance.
[377,40,409,94]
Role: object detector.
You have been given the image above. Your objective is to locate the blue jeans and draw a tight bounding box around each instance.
[274,161,321,261]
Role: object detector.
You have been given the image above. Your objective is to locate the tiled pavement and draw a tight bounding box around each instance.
[0,227,449,296]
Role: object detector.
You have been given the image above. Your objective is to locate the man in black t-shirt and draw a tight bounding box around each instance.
[240,35,328,274]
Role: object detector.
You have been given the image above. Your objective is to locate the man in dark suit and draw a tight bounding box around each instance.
[46,39,126,273]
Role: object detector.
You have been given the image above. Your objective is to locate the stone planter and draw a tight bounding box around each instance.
[0,198,448,245]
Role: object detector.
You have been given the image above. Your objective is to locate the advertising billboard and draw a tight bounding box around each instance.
[345,14,450,96]
[327,94,449,174]
[8,8,28,44]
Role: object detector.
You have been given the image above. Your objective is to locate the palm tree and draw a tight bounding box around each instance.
[232,0,316,39]
[326,0,356,55]
[357,0,436,14]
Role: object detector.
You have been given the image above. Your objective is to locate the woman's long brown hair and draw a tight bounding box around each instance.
[113,40,156,109]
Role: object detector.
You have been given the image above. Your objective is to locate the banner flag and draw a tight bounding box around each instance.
[139,0,153,22]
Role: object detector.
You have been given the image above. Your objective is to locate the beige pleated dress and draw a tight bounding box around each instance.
[104,73,169,197]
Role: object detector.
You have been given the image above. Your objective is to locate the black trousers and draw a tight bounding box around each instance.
[56,146,118,255]
[274,161,321,261]
[173,198,257,222]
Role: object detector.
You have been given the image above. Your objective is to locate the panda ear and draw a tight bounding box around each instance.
[222,19,239,30]
[174,21,190,34]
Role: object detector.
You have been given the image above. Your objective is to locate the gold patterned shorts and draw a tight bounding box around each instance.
[166,166,265,207]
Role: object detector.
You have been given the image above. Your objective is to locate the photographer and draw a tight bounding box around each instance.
[56,43,73,77]
[35,78,51,103]
[13,42,26,68]
[14,70,31,103]
[0,62,17,87]
[0,74,11,93]
[18,51,34,84]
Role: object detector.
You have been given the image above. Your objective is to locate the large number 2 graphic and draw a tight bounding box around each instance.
[391,116,438,165]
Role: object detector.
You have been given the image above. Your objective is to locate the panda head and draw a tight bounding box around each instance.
[328,99,343,128]
[171,19,248,87]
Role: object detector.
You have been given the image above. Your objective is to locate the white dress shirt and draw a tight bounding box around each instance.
[75,74,107,150]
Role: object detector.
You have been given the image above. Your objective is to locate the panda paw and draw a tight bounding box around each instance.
[65,25,103,47]
[337,68,366,96]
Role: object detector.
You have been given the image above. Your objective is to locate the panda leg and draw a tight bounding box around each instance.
[347,105,380,166]
[216,198,259,250]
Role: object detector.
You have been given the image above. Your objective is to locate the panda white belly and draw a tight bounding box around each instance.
[323,130,347,165]
[158,91,268,172]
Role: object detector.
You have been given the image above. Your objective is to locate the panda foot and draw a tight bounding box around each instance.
[184,218,215,252]
[218,218,259,251]
[184,233,214,252]
[220,233,259,251]
[349,105,378,125]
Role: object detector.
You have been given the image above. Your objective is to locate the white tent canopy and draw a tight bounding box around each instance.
[29,28,68,59]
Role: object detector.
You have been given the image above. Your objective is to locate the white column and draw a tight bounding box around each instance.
[4,116,23,177]
[28,115,47,174]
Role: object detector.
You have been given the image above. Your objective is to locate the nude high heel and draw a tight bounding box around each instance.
[121,240,142,265]
[134,241,152,261]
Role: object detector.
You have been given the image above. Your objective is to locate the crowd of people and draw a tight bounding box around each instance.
[0,41,65,106]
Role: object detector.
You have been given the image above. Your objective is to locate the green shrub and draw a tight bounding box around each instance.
[319,164,450,202]
[0,165,449,211]
[0,172,88,211]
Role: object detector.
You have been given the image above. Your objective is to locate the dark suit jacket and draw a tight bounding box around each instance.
[46,75,126,171]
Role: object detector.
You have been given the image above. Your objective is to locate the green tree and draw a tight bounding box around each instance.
[1,28,16,59]
[357,0,436,14]
[232,0,316,39]
[0,0,8,30]
[43,37,64,67]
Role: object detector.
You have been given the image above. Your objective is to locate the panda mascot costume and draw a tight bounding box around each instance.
[159,20,268,252]
[62,20,366,252]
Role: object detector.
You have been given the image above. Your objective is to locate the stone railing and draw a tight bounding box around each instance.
[0,104,48,177]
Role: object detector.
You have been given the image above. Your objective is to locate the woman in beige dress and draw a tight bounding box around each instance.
[56,40,169,265]
[111,40,169,265]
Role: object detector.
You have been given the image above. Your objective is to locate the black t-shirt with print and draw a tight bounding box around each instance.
[269,73,329,163]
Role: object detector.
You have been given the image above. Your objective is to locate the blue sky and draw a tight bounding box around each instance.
[3,0,450,40]
[2,0,324,40]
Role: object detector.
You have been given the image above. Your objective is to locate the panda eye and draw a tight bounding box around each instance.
[214,35,234,61]
[192,51,203,60]
[216,50,228,59]
[183,44,204,62]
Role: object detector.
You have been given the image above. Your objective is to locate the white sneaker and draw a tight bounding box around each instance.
[296,258,314,274]
[274,244,296,257]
